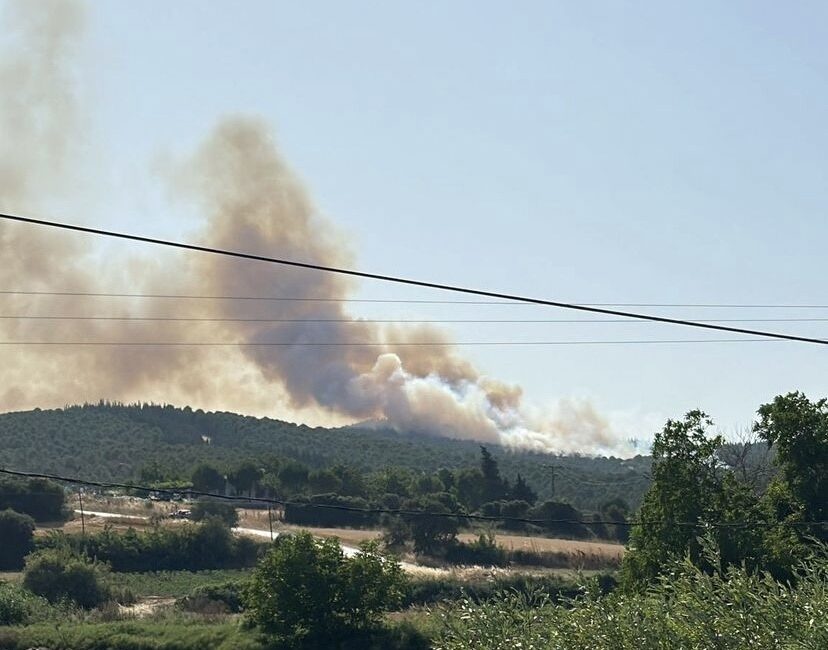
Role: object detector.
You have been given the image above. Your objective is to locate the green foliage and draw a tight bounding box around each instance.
[0,476,65,522]
[0,403,652,510]
[0,581,45,626]
[190,499,239,527]
[285,493,377,528]
[37,520,263,572]
[23,549,109,609]
[436,546,828,650]
[403,572,580,607]
[244,531,406,646]
[178,580,246,614]
[404,497,460,555]
[528,500,591,538]
[0,621,269,650]
[621,410,740,586]
[190,463,225,494]
[105,569,252,599]
[755,391,828,527]
[230,461,262,496]
[444,533,507,566]
[0,509,35,570]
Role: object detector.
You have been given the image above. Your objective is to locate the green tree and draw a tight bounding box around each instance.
[309,468,342,493]
[511,473,538,505]
[278,460,310,494]
[244,532,405,645]
[621,411,724,587]
[191,499,239,527]
[191,463,225,494]
[480,446,509,503]
[754,392,828,527]
[0,509,35,570]
[406,497,459,555]
[231,461,261,497]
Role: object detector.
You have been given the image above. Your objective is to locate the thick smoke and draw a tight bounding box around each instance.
[0,0,626,454]
[0,0,285,416]
[175,119,622,453]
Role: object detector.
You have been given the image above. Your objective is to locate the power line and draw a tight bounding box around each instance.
[1,467,825,530]
[3,289,828,310]
[0,338,786,347]
[0,213,825,346]
[2,315,828,324]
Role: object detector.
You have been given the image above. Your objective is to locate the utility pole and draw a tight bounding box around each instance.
[267,504,274,542]
[78,489,86,537]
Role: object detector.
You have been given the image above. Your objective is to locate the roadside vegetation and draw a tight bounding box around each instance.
[0,391,823,648]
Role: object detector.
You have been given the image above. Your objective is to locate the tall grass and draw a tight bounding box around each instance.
[435,550,828,650]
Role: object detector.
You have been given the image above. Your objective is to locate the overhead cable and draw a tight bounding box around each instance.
[0,213,825,345]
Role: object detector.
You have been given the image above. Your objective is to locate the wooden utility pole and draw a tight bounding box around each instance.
[78,489,86,536]
[267,505,274,542]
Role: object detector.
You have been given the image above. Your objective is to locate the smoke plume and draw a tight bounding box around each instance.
[0,0,627,454]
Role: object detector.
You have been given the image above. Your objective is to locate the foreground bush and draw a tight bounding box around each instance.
[22,549,109,609]
[245,531,406,646]
[435,549,828,650]
[0,582,46,626]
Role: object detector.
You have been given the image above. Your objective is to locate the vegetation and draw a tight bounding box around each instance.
[0,476,66,522]
[104,569,253,599]
[0,509,35,570]
[190,499,239,527]
[622,392,828,587]
[22,549,109,609]
[435,544,828,650]
[37,520,264,572]
[244,531,406,647]
[0,402,653,510]
[0,582,47,626]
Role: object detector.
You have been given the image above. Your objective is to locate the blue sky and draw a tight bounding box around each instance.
[11,1,828,440]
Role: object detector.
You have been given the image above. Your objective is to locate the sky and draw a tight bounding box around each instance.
[2,0,827,450]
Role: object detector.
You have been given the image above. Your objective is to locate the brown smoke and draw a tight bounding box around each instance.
[0,0,627,454]
[0,1,287,417]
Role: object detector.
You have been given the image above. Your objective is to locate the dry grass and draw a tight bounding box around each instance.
[458,533,624,560]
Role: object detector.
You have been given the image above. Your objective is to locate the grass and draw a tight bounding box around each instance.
[0,619,267,650]
[434,551,828,650]
[107,569,254,599]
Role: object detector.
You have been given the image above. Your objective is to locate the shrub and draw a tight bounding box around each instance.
[0,582,41,625]
[22,549,109,609]
[179,581,245,614]
[245,532,406,645]
[0,509,35,570]
[191,499,239,527]
[36,520,266,572]
[0,477,65,522]
[444,533,507,566]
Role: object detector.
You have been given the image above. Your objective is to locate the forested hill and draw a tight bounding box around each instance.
[0,403,652,510]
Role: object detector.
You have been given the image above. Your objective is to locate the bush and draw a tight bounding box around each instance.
[0,509,35,570]
[0,477,65,522]
[23,549,109,609]
[179,581,245,614]
[36,519,266,572]
[284,493,379,528]
[0,582,42,626]
[245,531,406,645]
[444,533,507,566]
[191,499,239,527]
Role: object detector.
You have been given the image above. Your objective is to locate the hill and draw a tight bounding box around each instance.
[0,403,652,510]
